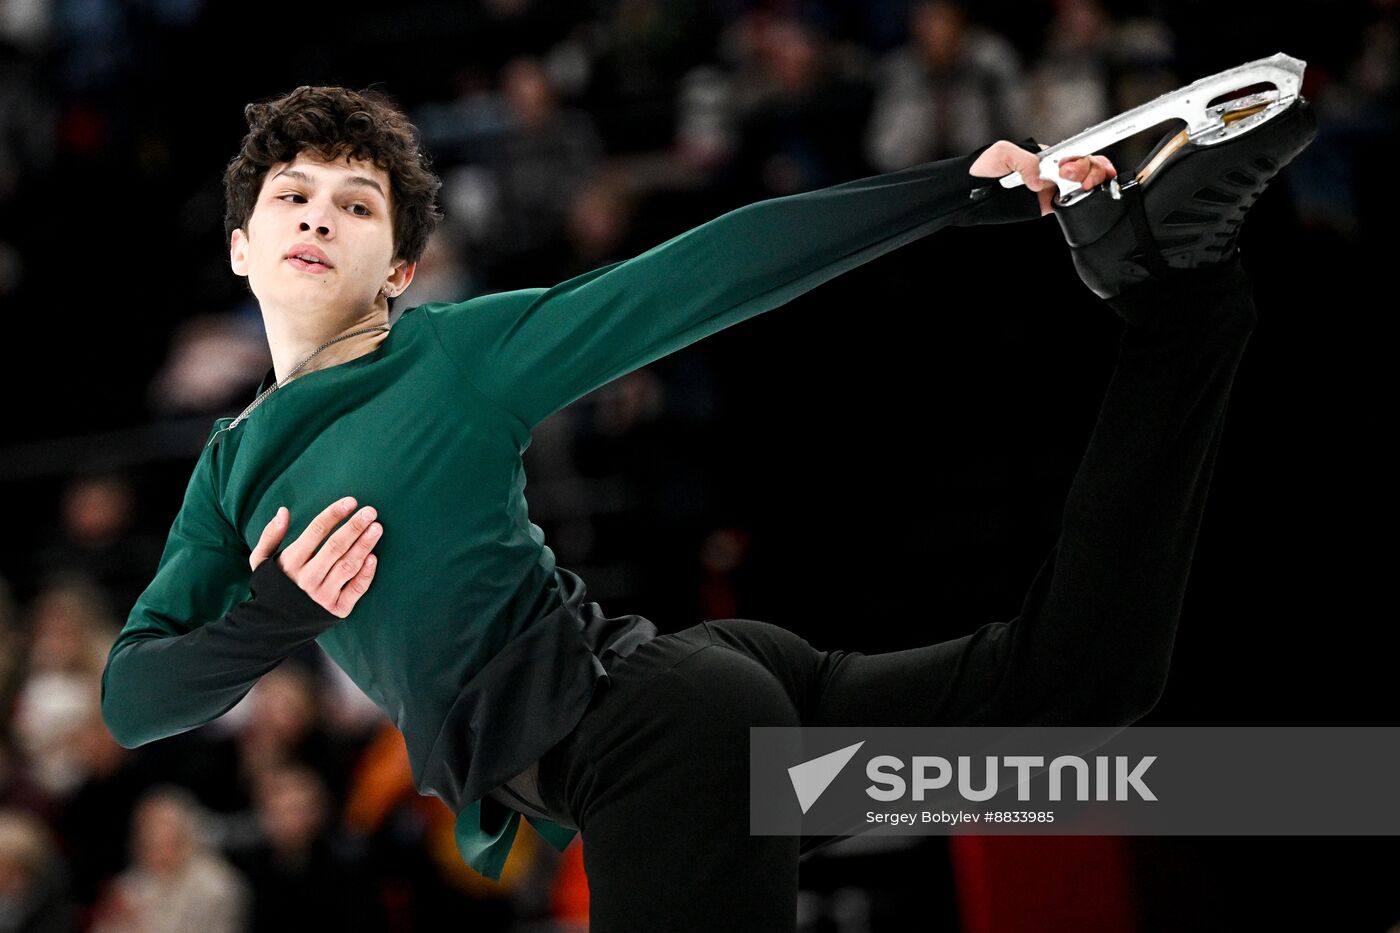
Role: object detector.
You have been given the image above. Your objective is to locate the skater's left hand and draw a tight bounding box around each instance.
[969,142,1118,216]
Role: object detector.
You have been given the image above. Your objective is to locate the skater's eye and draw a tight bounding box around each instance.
[277,193,371,216]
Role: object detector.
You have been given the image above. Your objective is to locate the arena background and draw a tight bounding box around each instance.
[0,0,1395,930]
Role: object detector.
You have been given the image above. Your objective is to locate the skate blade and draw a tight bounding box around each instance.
[1001,51,1306,206]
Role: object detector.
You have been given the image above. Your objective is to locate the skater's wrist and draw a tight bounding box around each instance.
[249,556,343,629]
[955,137,1046,227]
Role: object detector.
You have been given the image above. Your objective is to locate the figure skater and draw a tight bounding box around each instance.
[101,84,1315,931]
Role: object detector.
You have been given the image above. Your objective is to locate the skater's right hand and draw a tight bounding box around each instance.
[249,497,382,618]
[969,141,1117,216]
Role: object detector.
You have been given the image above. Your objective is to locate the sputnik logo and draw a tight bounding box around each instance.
[788,741,865,814]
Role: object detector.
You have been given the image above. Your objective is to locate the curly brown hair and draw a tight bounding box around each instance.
[222,85,444,293]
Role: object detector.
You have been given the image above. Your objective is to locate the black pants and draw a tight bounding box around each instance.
[537,256,1257,932]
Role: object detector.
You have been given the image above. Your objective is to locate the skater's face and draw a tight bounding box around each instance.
[229,151,414,318]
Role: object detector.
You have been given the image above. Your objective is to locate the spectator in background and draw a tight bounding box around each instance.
[1024,0,1115,147]
[17,577,112,682]
[865,0,1026,170]
[562,169,636,276]
[0,809,75,933]
[10,579,113,801]
[30,476,164,614]
[485,55,606,281]
[51,709,146,919]
[89,786,247,933]
[226,764,383,933]
[225,662,363,810]
[675,60,738,170]
[720,13,873,195]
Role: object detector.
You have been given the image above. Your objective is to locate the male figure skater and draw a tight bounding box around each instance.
[101,85,1315,931]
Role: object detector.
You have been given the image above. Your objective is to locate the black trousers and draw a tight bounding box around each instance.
[537,256,1258,932]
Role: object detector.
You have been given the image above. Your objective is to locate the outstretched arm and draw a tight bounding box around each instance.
[100,436,380,748]
[422,140,1066,430]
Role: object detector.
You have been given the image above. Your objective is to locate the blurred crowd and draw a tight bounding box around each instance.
[0,0,1394,930]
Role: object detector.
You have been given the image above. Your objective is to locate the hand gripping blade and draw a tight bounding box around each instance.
[1001,51,1306,206]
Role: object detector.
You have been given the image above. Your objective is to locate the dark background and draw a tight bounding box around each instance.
[0,0,1395,930]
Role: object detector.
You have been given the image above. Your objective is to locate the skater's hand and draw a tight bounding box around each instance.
[249,497,382,618]
[969,141,1118,216]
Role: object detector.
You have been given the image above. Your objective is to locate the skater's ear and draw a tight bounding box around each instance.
[230,227,250,277]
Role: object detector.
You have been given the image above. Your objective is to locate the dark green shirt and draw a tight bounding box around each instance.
[100,141,1041,880]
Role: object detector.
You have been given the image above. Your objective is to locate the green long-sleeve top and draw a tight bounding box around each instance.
[100,140,1042,881]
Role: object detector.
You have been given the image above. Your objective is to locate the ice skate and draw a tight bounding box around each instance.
[1000,52,1318,299]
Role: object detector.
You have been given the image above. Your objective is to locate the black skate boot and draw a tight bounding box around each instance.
[1053,96,1318,300]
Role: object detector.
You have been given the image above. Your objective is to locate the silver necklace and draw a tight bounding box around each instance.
[208,323,390,445]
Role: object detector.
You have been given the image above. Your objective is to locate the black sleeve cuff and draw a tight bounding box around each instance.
[953,136,1047,227]
[249,555,343,629]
